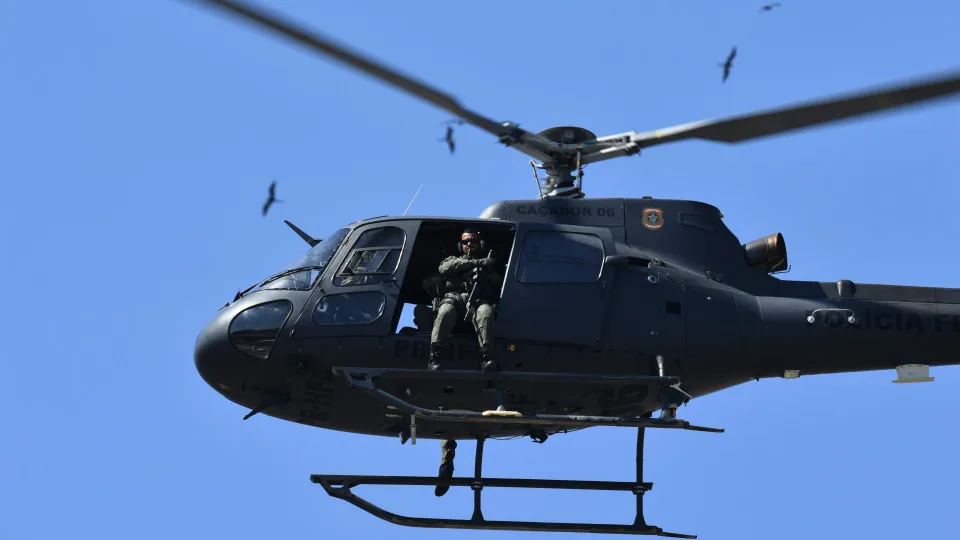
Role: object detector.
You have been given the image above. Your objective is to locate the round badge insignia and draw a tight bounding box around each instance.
[642,208,664,230]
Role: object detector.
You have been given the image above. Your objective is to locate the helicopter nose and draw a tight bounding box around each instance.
[194,299,295,395]
[194,311,238,394]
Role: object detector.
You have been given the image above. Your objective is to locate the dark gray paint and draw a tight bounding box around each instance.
[177,0,960,439]
[194,196,960,442]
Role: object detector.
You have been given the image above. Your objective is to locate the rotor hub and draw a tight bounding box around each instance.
[531,126,597,199]
[536,126,598,145]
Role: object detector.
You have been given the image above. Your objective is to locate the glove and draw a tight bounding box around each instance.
[477,257,496,270]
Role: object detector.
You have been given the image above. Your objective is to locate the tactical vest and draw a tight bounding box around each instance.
[423,255,498,301]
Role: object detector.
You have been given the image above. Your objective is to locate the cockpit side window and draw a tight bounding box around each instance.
[312,292,386,325]
[334,226,406,287]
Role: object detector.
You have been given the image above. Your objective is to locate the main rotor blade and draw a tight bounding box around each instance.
[179,0,554,162]
[633,69,960,149]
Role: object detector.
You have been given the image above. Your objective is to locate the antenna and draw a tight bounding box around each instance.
[402,184,424,216]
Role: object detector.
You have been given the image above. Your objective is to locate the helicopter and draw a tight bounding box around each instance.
[185,0,960,537]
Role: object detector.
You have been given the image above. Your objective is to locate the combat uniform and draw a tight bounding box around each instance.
[429,229,501,498]
[427,252,502,372]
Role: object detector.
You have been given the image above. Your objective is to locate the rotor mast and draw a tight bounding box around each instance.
[529,126,596,199]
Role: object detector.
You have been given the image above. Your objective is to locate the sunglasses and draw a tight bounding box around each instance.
[461,237,480,245]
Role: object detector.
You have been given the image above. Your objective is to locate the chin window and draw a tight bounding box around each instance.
[228,300,293,359]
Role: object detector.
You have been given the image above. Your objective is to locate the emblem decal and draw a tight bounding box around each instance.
[642,208,664,230]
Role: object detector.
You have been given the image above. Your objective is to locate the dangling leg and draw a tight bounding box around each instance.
[435,439,457,497]
[473,303,499,372]
[428,300,458,370]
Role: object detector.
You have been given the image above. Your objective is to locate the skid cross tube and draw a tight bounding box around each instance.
[311,429,696,538]
[311,475,652,491]
[332,366,724,433]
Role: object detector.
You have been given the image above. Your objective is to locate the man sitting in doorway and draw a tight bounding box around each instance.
[427,228,502,497]
[427,227,501,373]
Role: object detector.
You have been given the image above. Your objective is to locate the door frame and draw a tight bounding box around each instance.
[292,219,421,338]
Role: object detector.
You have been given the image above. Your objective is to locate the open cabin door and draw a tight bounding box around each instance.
[495,222,616,348]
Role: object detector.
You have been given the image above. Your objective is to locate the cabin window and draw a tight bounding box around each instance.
[517,230,604,284]
[334,226,405,286]
[312,292,386,325]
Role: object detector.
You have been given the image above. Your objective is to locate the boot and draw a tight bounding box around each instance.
[435,440,456,497]
[427,343,444,371]
[479,346,499,372]
[434,461,454,497]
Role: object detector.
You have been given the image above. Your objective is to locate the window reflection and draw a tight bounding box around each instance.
[335,226,405,286]
[313,292,386,325]
[517,231,604,284]
[283,227,352,270]
[258,268,323,291]
[228,300,293,359]
[250,227,351,293]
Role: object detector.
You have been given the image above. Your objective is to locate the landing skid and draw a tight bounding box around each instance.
[312,432,697,538]
[308,367,724,537]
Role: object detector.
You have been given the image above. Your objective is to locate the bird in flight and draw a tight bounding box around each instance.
[262,181,283,216]
[718,46,737,83]
[442,126,456,154]
[439,119,464,154]
[758,2,781,12]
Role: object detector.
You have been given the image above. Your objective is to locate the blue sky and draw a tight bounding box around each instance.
[2,1,959,539]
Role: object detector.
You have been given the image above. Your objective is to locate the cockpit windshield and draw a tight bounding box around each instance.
[243,227,351,295]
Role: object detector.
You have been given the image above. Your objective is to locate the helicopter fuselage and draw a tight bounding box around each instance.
[194,196,960,441]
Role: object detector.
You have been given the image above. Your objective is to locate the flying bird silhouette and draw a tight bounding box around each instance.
[262,181,283,216]
[758,2,781,12]
[438,119,464,154]
[445,126,456,154]
[718,46,737,83]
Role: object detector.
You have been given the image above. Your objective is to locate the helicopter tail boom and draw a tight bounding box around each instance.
[746,281,960,378]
